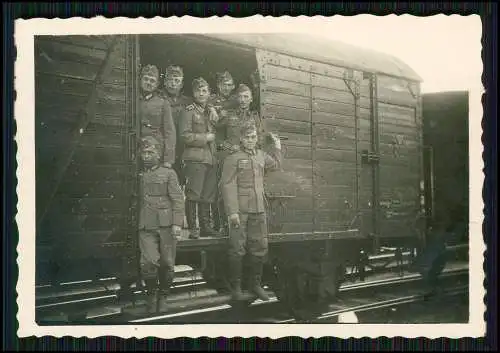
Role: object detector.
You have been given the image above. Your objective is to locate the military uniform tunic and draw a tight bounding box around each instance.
[179,102,218,203]
[139,93,176,166]
[208,93,239,118]
[139,164,185,284]
[216,108,266,154]
[221,146,282,257]
[160,91,192,183]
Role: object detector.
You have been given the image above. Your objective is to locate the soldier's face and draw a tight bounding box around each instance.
[238,91,253,110]
[165,75,183,95]
[218,80,235,98]
[241,131,258,150]
[193,85,210,105]
[141,148,160,166]
[141,74,159,93]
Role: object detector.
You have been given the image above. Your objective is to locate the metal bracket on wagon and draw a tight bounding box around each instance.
[361,150,380,164]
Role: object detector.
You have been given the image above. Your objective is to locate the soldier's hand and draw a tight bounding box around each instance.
[206,133,216,142]
[269,133,282,150]
[208,106,219,123]
[172,225,182,238]
[229,213,240,228]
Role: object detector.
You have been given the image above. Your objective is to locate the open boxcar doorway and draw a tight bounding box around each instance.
[139,34,260,107]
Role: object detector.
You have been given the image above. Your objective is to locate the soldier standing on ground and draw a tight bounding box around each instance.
[221,123,282,302]
[139,64,176,168]
[215,83,267,235]
[160,65,192,186]
[179,77,221,239]
[138,136,184,314]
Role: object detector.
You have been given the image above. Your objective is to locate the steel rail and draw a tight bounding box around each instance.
[279,285,468,323]
[124,266,467,324]
[35,257,467,323]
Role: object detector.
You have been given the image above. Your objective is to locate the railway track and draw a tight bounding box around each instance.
[122,262,467,324]
[36,258,468,325]
[35,247,423,323]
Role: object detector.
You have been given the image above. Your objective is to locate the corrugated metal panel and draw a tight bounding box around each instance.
[195,33,423,82]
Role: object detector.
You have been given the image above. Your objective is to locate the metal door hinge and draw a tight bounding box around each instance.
[361,150,380,164]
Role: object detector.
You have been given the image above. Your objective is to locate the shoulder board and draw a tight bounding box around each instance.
[186,104,195,111]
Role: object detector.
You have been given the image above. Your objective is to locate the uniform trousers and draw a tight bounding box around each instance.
[139,227,177,288]
[228,212,269,258]
[184,162,217,203]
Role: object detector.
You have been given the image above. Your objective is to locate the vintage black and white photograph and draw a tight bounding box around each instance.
[15,15,484,338]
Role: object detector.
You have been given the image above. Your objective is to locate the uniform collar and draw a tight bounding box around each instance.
[143,164,160,173]
[242,147,257,156]
[193,102,207,113]
[238,107,253,116]
[164,91,182,102]
[141,92,155,101]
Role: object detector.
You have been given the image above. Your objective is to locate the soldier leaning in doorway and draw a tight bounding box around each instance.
[160,65,193,186]
[213,83,268,235]
[139,64,176,167]
[208,70,239,118]
[207,71,239,231]
[221,123,282,302]
[179,77,221,239]
[138,136,185,313]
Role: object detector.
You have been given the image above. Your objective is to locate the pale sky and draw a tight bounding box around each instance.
[307,15,483,94]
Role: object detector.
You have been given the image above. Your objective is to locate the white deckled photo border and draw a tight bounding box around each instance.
[14,15,486,339]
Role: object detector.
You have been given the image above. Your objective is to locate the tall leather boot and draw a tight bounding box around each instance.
[229,255,245,301]
[144,278,160,314]
[199,202,220,237]
[212,202,222,233]
[211,202,227,237]
[186,200,200,239]
[159,267,174,298]
[217,200,228,236]
[250,256,270,301]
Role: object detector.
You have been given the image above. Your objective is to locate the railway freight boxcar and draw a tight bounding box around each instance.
[35,33,429,312]
[422,91,469,248]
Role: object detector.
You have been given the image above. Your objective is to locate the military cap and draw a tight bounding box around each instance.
[192,77,209,91]
[240,122,257,137]
[236,83,252,94]
[140,64,160,78]
[166,65,183,77]
[140,136,161,152]
[216,71,234,84]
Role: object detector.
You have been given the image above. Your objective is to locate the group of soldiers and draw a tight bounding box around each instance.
[137,63,282,312]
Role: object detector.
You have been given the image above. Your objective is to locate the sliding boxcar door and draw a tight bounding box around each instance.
[255,49,314,234]
[374,75,423,247]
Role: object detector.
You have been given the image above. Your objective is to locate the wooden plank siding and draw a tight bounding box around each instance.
[258,49,361,232]
[35,35,133,283]
[374,75,422,238]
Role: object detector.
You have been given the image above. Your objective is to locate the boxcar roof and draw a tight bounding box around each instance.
[197,33,423,82]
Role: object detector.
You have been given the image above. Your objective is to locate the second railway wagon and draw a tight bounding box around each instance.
[35,33,428,310]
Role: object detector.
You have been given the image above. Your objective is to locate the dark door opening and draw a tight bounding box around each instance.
[138,34,260,108]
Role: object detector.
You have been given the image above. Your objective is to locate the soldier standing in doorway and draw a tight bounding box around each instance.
[160,65,192,186]
[214,83,268,235]
[208,71,239,232]
[221,123,282,302]
[208,70,239,118]
[138,136,184,313]
[139,64,176,168]
[179,77,221,239]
